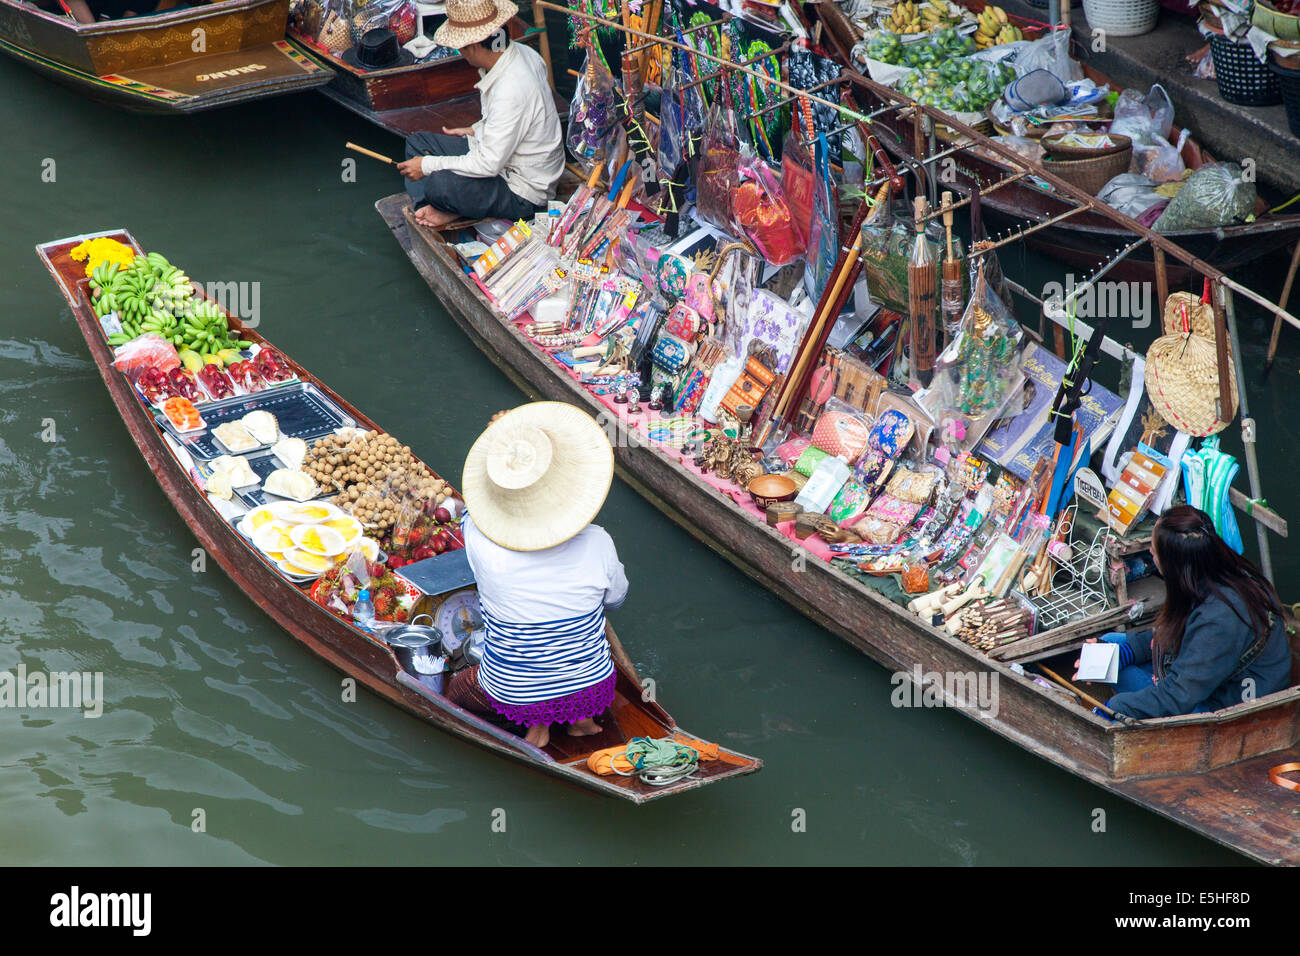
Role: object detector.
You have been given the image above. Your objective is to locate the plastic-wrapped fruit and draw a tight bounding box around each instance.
[168,367,203,403]
[389,1,417,43]
[197,363,236,401]
[254,348,292,383]
[228,360,265,393]
[138,366,177,405]
[162,396,203,431]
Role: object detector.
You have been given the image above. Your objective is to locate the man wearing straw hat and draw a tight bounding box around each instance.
[445,403,629,749]
[396,0,564,228]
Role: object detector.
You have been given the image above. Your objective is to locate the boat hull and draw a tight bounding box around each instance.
[37,228,760,803]
[0,0,332,113]
[378,193,1300,863]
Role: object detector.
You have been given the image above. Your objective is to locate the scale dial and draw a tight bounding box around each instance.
[433,588,482,650]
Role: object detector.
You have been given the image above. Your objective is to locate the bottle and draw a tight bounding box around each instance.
[352,588,375,631]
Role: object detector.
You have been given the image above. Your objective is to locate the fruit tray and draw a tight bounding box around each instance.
[232,451,325,509]
[155,382,355,460]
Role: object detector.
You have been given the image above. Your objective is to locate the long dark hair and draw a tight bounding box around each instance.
[1151,505,1279,672]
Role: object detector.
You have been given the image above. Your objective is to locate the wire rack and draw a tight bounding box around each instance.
[1029,503,1116,630]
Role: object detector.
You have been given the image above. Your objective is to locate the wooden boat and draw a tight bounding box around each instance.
[35,227,761,804]
[378,192,1300,863]
[286,15,553,136]
[0,0,334,113]
[813,1,1300,282]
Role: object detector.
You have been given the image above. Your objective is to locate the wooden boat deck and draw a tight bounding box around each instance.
[378,191,1300,862]
[36,227,761,804]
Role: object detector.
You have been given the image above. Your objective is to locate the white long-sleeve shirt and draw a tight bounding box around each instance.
[419,43,564,207]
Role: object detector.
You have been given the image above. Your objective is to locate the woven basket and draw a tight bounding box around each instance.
[1145,331,1238,437]
[1209,34,1282,106]
[1082,0,1159,36]
[1271,58,1300,137]
[1043,146,1133,195]
[1042,132,1132,159]
[1253,0,1300,41]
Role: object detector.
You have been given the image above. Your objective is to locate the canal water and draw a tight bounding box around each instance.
[3,53,1293,865]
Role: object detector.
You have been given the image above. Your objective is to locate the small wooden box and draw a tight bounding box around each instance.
[766,501,804,526]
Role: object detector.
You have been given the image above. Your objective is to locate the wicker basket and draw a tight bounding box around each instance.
[1042,132,1132,159]
[1082,0,1159,37]
[1272,57,1300,137]
[1253,0,1300,41]
[1209,34,1282,106]
[1043,146,1133,195]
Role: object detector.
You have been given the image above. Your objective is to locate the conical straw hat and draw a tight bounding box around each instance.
[461,402,614,551]
[1145,330,1238,438]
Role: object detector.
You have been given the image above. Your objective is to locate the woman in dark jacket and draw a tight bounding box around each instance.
[1100,505,1292,719]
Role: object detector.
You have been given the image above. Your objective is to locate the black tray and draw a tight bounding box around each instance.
[156,382,355,460]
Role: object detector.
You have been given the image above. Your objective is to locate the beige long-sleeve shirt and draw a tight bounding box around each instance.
[419,43,564,207]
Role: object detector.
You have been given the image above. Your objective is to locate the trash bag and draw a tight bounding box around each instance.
[1153,162,1257,232]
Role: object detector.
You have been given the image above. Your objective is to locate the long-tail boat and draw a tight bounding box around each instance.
[36,227,761,803]
[0,0,334,113]
[378,186,1300,863]
[813,1,1300,281]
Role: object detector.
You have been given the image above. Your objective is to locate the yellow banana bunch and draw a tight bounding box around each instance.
[975,5,1019,48]
[921,0,958,28]
[888,0,924,33]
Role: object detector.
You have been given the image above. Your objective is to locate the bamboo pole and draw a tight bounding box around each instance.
[1223,286,1274,581]
[345,142,394,164]
[1265,241,1300,368]
[530,0,554,89]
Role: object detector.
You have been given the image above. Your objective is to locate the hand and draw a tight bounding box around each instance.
[1075,632,1126,670]
[396,157,425,181]
[443,126,473,137]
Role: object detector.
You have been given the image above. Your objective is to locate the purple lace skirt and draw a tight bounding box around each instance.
[486,672,617,728]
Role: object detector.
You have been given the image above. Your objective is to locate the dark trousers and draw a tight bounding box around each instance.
[404,132,540,222]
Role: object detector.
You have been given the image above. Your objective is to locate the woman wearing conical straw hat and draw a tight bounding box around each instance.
[445,402,628,749]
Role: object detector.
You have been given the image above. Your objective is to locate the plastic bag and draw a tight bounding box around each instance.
[567,54,619,174]
[781,111,817,251]
[695,101,742,232]
[936,262,1024,418]
[1154,162,1257,232]
[1097,173,1168,220]
[113,333,180,383]
[1132,127,1190,183]
[734,149,802,266]
[1110,84,1175,142]
[1010,31,1082,84]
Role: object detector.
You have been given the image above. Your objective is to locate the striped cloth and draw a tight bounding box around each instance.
[1181,438,1243,554]
[476,604,615,705]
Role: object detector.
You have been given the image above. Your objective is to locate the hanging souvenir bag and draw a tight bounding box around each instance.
[806,131,840,301]
[935,261,1024,419]
[734,148,802,266]
[859,189,920,317]
[696,101,742,232]
[567,53,619,175]
[781,100,818,252]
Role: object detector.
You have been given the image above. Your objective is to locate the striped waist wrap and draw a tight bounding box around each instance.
[477,605,614,705]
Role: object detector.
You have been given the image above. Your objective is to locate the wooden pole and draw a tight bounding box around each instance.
[1153,246,1168,314]
[345,142,394,164]
[1223,286,1275,581]
[1265,241,1300,369]
[531,0,555,88]
[1036,664,1119,718]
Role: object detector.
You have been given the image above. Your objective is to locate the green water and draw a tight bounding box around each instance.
[5,54,1292,865]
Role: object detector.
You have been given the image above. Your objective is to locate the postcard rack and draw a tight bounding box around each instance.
[1028,503,1114,630]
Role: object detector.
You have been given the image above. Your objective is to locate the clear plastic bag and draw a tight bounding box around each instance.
[1154,162,1257,232]
[567,54,619,174]
[113,333,180,382]
[1132,128,1190,184]
[1110,84,1175,141]
[695,101,742,232]
[1010,31,1082,84]
[781,112,817,251]
[936,262,1024,419]
[1097,173,1167,219]
[734,148,802,266]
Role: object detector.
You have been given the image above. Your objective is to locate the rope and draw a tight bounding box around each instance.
[610,736,700,786]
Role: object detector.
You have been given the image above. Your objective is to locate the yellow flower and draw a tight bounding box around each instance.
[69,237,136,277]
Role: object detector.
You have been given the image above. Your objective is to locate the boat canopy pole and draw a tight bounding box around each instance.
[679,41,792,92]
